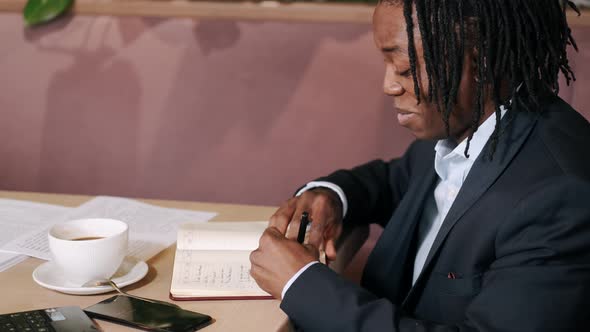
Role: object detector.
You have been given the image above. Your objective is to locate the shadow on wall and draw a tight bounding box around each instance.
[136,19,388,205]
[562,33,590,119]
[26,16,142,196]
[194,19,242,56]
[18,15,398,205]
[16,16,587,206]
[41,48,141,196]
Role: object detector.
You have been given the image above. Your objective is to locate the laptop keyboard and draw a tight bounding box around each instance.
[0,309,56,332]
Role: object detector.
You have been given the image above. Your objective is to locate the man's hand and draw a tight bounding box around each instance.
[250,227,319,299]
[269,188,343,261]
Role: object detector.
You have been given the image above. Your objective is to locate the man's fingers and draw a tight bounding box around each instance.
[307,198,333,246]
[265,226,284,238]
[249,247,262,262]
[249,257,266,281]
[269,198,297,234]
[258,227,284,249]
[286,207,306,240]
[324,238,338,261]
[307,216,324,247]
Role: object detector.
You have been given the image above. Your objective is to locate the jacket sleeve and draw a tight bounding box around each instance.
[314,140,429,227]
[280,176,590,332]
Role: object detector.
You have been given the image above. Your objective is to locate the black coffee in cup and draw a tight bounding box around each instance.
[70,237,105,241]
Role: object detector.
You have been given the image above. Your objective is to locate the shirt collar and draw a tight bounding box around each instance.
[435,105,508,162]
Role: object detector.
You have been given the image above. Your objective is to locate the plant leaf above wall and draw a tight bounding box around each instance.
[24,0,74,26]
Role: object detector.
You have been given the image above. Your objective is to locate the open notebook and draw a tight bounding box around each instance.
[170,221,273,301]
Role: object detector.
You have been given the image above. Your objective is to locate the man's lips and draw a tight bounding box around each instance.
[396,109,418,125]
[398,110,413,115]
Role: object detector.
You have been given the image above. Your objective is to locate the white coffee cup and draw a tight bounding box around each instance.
[48,218,128,286]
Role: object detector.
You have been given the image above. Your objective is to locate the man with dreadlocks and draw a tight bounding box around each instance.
[250,0,590,330]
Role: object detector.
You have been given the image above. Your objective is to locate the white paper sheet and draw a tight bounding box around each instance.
[0,199,72,271]
[1,196,218,262]
[0,199,71,248]
[0,252,28,272]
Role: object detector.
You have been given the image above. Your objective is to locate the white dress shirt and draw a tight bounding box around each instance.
[282,109,506,299]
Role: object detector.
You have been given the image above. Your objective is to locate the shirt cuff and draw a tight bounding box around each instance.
[281,261,319,300]
[295,181,348,217]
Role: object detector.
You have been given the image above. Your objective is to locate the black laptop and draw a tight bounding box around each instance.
[0,306,99,332]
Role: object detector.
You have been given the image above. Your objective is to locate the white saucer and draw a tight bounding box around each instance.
[32,256,149,295]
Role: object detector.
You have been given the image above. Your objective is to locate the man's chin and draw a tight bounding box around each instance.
[406,128,445,141]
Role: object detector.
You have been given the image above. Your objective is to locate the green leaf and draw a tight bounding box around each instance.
[23,0,74,26]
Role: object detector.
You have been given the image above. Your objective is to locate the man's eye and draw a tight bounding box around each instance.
[399,69,412,78]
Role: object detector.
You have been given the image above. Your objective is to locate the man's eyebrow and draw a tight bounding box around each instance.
[381,45,407,54]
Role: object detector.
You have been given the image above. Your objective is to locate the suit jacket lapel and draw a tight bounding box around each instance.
[403,110,539,306]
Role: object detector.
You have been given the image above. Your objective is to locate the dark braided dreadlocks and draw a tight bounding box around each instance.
[383,0,579,157]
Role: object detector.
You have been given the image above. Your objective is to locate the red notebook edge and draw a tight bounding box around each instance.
[169,292,275,301]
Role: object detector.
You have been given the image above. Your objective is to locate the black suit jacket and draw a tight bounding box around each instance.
[281,96,590,331]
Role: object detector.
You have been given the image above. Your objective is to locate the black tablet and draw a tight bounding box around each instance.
[84,295,212,332]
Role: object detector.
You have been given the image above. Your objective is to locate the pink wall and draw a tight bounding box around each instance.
[0,13,588,206]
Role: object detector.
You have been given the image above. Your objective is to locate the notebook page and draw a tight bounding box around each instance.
[171,250,269,297]
[177,221,267,251]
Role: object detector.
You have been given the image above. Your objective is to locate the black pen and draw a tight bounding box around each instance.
[297,212,310,244]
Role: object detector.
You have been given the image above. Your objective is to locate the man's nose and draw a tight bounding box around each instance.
[383,65,405,96]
